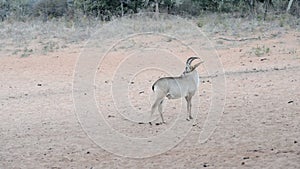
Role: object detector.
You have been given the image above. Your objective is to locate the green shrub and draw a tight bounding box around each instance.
[33,0,68,20]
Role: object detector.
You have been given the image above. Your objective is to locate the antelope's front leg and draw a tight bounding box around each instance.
[185,96,193,120]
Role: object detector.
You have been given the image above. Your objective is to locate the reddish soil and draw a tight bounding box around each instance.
[0,24,299,168]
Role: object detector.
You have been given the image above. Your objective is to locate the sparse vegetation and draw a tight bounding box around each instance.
[42,41,60,54]
[21,47,33,57]
[0,0,299,58]
[252,45,270,57]
[0,0,299,22]
[197,17,205,28]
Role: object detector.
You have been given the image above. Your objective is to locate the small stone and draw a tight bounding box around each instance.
[37,83,42,86]
[288,100,293,104]
[203,163,209,167]
[294,140,297,144]
[130,82,134,84]
[241,162,245,165]
[260,58,267,61]
[243,157,250,159]
[107,115,115,118]
[86,151,90,154]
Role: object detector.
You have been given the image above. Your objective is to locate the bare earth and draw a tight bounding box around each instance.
[0,22,299,168]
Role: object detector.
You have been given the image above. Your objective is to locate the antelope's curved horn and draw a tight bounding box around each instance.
[191,61,204,71]
[186,57,200,65]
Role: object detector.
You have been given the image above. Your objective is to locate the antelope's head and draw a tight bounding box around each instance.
[183,57,203,75]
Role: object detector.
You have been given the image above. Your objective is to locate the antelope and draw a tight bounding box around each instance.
[150,57,203,124]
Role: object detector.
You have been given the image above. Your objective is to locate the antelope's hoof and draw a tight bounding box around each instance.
[186,117,193,121]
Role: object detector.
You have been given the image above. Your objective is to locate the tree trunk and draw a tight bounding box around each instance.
[248,0,256,19]
[120,1,124,16]
[286,0,294,13]
[263,0,269,20]
[155,0,159,13]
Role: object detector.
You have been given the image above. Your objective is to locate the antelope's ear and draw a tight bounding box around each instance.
[191,61,204,71]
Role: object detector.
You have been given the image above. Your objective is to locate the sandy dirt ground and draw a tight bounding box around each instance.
[0,23,299,169]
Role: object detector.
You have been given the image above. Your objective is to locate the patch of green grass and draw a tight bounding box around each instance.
[42,41,59,54]
[257,14,263,21]
[197,18,205,28]
[21,47,33,57]
[279,14,291,28]
[252,45,270,57]
[279,17,285,27]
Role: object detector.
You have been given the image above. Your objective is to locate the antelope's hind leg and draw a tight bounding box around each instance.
[158,99,166,124]
[150,96,164,125]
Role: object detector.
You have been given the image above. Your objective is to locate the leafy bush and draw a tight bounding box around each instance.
[0,0,299,21]
[33,0,68,20]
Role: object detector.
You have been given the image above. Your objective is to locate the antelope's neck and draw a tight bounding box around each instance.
[193,71,200,87]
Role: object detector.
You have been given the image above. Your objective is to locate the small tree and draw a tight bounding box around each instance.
[33,0,68,21]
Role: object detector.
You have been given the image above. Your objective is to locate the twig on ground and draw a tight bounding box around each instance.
[218,37,261,41]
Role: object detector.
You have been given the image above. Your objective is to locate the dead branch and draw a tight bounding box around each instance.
[218,37,260,42]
